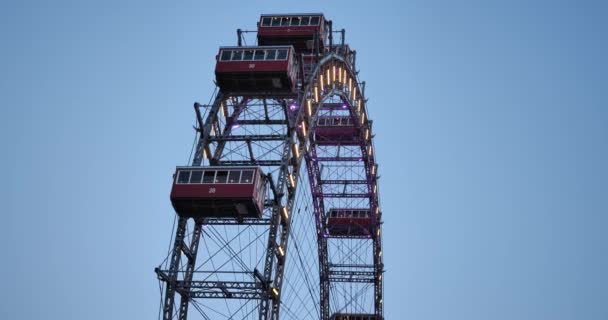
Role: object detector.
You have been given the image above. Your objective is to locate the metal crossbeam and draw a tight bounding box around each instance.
[217,160,283,166]
[237,120,287,125]
[317,193,371,198]
[316,157,363,162]
[201,218,272,225]
[328,275,375,283]
[209,134,286,142]
[175,281,267,300]
[328,267,376,283]
[320,179,368,185]
[327,234,373,239]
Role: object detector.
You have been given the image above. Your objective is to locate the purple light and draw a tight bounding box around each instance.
[231,123,240,130]
[342,104,348,109]
[289,104,298,111]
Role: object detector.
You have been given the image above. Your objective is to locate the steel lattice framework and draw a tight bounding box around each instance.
[156,14,384,320]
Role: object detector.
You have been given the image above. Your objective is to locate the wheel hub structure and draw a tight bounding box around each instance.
[156,13,384,320]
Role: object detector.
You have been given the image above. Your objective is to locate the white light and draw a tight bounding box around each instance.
[371,164,376,175]
[277,245,285,257]
[338,67,342,83]
[320,74,324,91]
[314,86,319,102]
[365,128,369,140]
[306,99,312,117]
[326,68,330,86]
[352,86,357,101]
[289,173,295,188]
[281,207,289,221]
[358,99,362,114]
[332,65,336,82]
[272,288,279,297]
[292,143,299,158]
[360,112,365,125]
[301,121,307,136]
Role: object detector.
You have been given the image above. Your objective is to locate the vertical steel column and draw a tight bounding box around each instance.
[161,217,188,320]
[260,128,291,319]
[305,144,330,320]
[178,221,204,320]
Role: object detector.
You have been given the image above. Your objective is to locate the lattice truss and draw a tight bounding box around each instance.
[157,96,323,320]
[312,96,377,316]
[207,98,290,166]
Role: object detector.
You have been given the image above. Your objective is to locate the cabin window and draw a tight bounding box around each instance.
[220,50,232,61]
[301,17,310,25]
[190,170,203,183]
[228,170,241,183]
[215,170,228,183]
[291,17,301,26]
[276,49,288,60]
[261,17,271,26]
[281,17,290,26]
[265,49,277,60]
[202,171,215,183]
[271,17,281,26]
[177,170,190,184]
[254,50,265,61]
[240,170,254,183]
[231,50,243,61]
[310,16,320,25]
[243,50,254,61]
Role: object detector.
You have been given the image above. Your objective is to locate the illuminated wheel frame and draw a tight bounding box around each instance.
[156,22,384,320]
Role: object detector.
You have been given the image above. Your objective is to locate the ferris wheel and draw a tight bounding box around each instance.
[156,13,384,320]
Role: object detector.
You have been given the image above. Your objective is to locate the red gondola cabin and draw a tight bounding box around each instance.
[327,208,373,237]
[257,14,326,52]
[215,46,298,93]
[170,166,266,218]
[314,116,360,145]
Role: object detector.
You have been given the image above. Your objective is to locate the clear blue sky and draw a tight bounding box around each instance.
[1,0,607,319]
